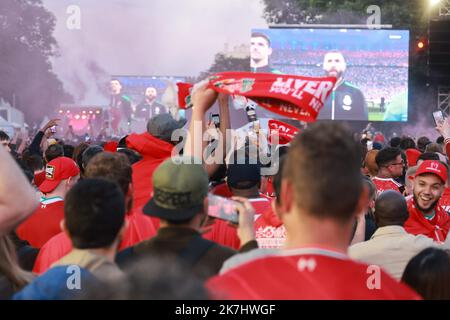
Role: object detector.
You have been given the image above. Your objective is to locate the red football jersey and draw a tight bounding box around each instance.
[207,247,421,300]
[33,171,46,187]
[254,205,286,249]
[261,179,276,198]
[405,198,450,243]
[16,197,65,248]
[211,183,233,198]
[33,208,156,274]
[438,187,450,214]
[371,177,402,195]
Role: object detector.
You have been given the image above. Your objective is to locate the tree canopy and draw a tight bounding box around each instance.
[0,0,71,123]
[261,0,429,33]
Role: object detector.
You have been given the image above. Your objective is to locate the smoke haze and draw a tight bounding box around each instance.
[42,0,267,104]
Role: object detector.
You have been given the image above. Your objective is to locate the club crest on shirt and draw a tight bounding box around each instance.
[45,165,56,180]
[297,257,317,272]
[342,95,353,111]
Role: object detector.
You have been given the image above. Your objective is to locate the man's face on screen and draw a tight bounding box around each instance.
[251,36,272,67]
[145,87,157,100]
[323,52,347,79]
[110,80,122,95]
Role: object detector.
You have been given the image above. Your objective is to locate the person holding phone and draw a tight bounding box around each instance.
[116,156,258,281]
[433,110,445,127]
[207,113,220,130]
[204,158,274,250]
[207,122,419,300]
[26,118,60,159]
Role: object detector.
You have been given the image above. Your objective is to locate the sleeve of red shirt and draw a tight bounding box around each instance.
[445,139,450,156]
[33,232,72,274]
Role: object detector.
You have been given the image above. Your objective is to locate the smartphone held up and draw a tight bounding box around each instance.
[207,194,239,224]
[210,113,220,128]
[433,110,445,126]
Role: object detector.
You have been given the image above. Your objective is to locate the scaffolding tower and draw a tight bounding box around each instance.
[438,87,450,116]
[439,0,450,17]
[434,2,450,115]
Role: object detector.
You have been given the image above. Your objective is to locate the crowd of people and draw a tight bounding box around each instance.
[272,49,408,67]
[276,65,407,105]
[1,82,450,300]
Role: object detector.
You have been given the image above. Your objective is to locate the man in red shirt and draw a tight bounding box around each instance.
[253,156,287,249]
[435,119,450,213]
[34,144,65,187]
[126,113,186,230]
[405,160,450,243]
[16,157,80,248]
[32,152,156,274]
[439,187,450,214]
[207,122,419,300]
[204,160,273,250]
[372,147,404,195]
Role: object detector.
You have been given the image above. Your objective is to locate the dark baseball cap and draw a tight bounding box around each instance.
[143,156,209,221]
[147,114,187,143]
[227,162,261,190]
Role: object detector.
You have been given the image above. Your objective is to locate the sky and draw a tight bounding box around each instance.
[42,0,267,104]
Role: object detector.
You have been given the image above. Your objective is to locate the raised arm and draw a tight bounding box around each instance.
[205,93,231,177]
[29,119,59,156]
[0,145,39,235]
[183,81,218,162]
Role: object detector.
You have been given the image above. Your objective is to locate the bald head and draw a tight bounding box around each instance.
[374,191,409,227]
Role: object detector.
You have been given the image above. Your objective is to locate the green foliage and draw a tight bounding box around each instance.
[197,53,250,81]
[261,0,428,32]
[0,0,71,122]
[208,54,250,74]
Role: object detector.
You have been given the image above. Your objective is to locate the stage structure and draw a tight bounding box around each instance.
[431,3,450,115]
[56,104,106,137]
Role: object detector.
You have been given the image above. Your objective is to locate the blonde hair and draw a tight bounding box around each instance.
[0,234,34,292]
[364,150,379,177]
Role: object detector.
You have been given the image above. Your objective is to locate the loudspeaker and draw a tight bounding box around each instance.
[429,19,450,85]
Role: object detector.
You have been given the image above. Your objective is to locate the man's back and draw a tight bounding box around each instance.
[126,133,173,209]
[16,197,65,248]
[372,177,402,195]
[53,249,124,283]
[116,227,245,281]
[207,247,420,300]
[33,209,156,274]
[349,226,439,280]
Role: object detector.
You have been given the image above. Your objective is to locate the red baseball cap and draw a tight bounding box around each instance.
[415,160,448,184]
[405,148,422,167]
[39,157,80,194]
